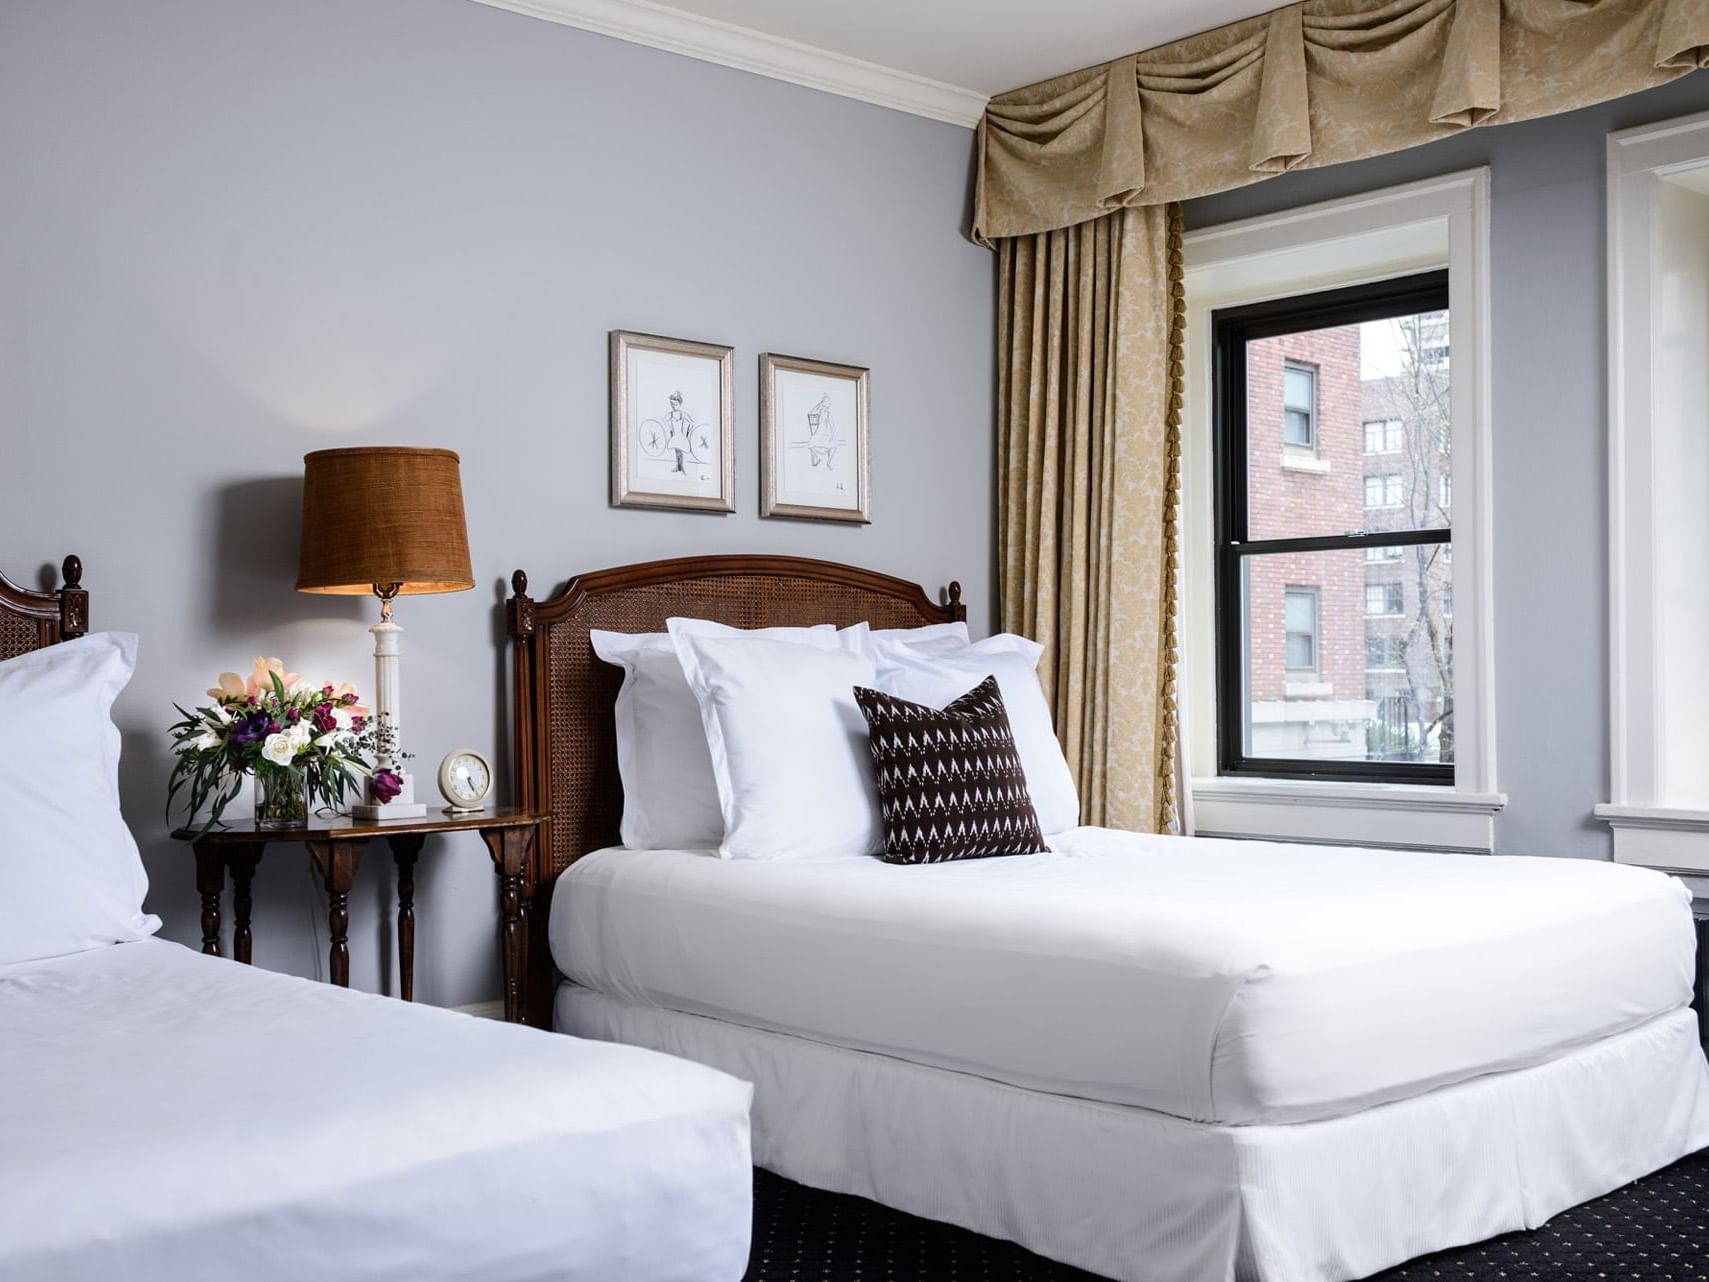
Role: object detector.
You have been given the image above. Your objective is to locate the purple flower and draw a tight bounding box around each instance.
[352,715,368,733]
[311,704,338,734]
[341,692,359,705]
[285,708,300,723]
[229,713,272,746]
[371,769,403,804]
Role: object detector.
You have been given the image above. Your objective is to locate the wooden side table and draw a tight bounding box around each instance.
[173,808,545,1023]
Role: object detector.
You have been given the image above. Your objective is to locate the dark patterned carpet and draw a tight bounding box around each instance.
[746,1149,1709,1281]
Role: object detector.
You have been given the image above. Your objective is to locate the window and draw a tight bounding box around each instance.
[1211,270,1452,783]
[1366,635,1406,669]
[1366,583,1404,616]
[1282,363,1316,447]
[1441,590,1453,618]
[1364,419,1403,453]
[1364,474,1403,508]
[1284,588,1318,671]
[1439,474,1452,508]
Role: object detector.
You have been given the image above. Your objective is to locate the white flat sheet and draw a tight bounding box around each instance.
[0,939,753,1282]
[559,983,1709,1282]
[553,826,1696,1124]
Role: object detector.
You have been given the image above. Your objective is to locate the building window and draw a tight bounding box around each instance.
[1284,588,1318,671]
[1364,474,1403,508]
[1364,419,1403,453]
[1211,270,1452,784]
[1366,583,1405,616]
[1282,362,1317,448]
[1366,634,1406,669]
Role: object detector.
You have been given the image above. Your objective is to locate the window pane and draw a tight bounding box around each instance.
[1283,365,1315,412]
[1246,311,1450,540]
[1236,546,1452,766]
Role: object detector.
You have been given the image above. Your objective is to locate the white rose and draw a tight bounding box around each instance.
[260,733,296,766]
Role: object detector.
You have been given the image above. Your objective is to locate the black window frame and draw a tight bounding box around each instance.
[1213,269,1452,785]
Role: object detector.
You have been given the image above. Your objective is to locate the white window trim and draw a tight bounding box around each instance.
[1599,110,1709,873]
[1183,169,1503,852]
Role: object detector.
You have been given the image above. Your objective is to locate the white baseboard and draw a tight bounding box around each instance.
[453,999,507,1020]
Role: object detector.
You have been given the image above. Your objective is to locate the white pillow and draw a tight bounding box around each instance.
[871,633,1081,835]
[591,621,834,850]
[0,633,160,965]
[670,622,881,860]
[862,621,969,650]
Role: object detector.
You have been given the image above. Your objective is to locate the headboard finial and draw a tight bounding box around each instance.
[512,568,528,597]
[61,555,82,589]
[56,555,89,639]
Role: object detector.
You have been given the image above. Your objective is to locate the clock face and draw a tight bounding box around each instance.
[441,752,491,806]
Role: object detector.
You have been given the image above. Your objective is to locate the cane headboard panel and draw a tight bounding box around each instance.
[0,556,89,659]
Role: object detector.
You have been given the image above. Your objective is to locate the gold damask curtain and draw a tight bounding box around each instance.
[977,0,1709,242]
[989,0,1709,836]
[998,205,1184,831]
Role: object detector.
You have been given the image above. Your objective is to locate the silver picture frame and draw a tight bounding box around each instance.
[610,330,736,513]
[758,352,870,524]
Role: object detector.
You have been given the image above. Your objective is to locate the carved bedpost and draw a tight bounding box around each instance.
[947,580,966,624]
[59,555,88,639]
[507,569,537,818]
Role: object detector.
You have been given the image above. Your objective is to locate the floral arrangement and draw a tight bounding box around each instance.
[167,657,396,832]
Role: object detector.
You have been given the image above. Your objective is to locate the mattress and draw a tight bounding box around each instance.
[553,826,1697,1125]
[0,939,753,1282]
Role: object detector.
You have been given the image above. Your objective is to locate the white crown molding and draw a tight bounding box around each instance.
[465,0,988,127]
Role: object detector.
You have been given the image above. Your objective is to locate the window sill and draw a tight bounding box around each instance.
[1280,451,1330,474]
[1596,804,1709,875]
[1192,776,1506,853]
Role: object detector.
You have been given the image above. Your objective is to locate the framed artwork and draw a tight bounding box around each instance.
[610,330,735,513]
[759,353,870,523]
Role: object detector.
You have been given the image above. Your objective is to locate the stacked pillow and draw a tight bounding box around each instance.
[594,616,1080,864]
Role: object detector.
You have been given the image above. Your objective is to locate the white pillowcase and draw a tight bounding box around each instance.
[591,622,834,851]
[871,632,1081,835]
[0,633,160,966]
[670,621,881,860]
[864,621,969,651]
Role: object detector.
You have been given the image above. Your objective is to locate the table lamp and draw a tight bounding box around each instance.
[296,447,474,819]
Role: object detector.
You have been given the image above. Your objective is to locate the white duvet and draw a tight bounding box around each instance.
[0,939,753,1282]
[554,827,1696,1125]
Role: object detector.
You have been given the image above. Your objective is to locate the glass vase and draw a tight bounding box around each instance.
[255,765,309,829]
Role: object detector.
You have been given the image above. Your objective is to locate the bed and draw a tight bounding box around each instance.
[0,557,754,1282]
[505,554,1709,1282]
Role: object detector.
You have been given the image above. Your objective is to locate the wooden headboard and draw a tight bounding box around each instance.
[505,553,965,1024]
[0,556,89,659]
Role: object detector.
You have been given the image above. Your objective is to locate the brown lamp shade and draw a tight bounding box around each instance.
[296,447,474,595]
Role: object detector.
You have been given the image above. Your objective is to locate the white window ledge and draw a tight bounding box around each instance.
[1595,804,1709,875]
[1193,777,1507,853]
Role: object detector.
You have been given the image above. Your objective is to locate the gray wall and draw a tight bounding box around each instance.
[1186,72,1709,863]
[0,0,993,1005]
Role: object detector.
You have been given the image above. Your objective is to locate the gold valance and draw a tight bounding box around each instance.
[975,0,1709,243]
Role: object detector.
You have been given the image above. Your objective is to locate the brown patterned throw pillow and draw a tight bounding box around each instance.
[853,675,1048,865]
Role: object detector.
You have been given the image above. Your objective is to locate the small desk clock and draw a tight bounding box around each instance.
[437,749,493,814]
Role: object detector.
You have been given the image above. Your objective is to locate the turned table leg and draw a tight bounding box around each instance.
[225,845,264,966]
[388,834,426,1002]
[306,839,367,987]
[479,825,538,1024]
[193,843,225,957]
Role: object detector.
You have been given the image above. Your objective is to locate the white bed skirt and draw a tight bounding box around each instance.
[559,984,1709,1282]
